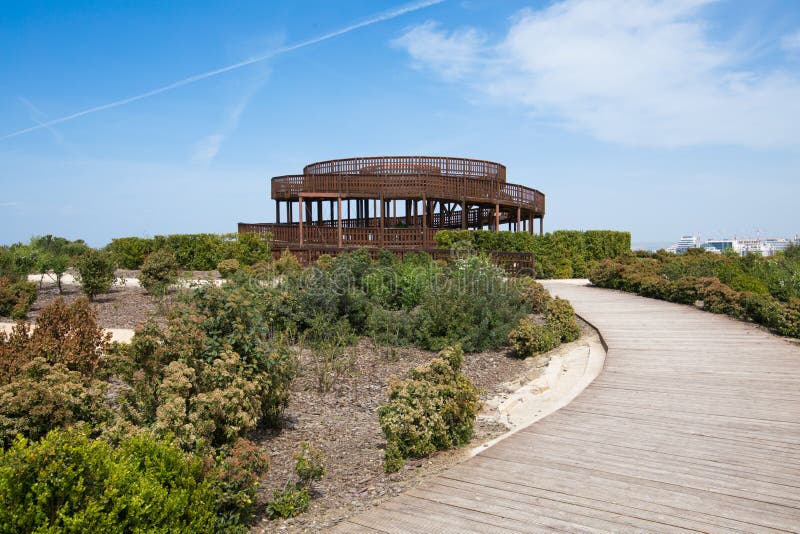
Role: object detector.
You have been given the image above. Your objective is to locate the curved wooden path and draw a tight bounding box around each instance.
[332,281,800,533]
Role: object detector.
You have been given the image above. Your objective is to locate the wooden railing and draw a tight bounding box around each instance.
[271,174,545,215]
[303,156,506,181]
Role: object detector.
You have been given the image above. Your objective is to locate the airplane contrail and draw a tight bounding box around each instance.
[1,0,445,141]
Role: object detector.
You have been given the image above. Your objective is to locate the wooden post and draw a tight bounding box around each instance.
[317,200,323,224]
[494,204,500,232]
[540,217,544,236]
[516,207,521,232]
[462,200,467,229]
[337,196,342,248]
[422,195,427,247]
[288,201,293,224]
[299,196,304,246]
[276,200,281,224]
[379,196,385,246]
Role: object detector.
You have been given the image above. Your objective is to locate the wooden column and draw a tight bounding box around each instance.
[422,195,427,247]
[494,204,500,232]
[516,207,521,232]
[337,196,343,248]
[299,196,304,246]
[288,201,293,224]
[317,200,323,224]
[379,196,385,247]
[276,200,281,224]
[462,200,467,229]
[540,217,544,236]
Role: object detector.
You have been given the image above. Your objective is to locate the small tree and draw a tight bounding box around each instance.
[50,254,70,294]
[75,249,116,301]
[140,249,179,297]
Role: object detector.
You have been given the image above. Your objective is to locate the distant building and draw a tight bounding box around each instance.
[668,235,795,257]
[674,235,699,254]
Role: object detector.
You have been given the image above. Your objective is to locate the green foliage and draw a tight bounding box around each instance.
[0,276,37,319]
[106,236,154,269]
[0,358,110,447]
[266,441,324,520]
[545,298,581,343]
[266,484,310,519]
[507,319,559,358]
[139,248,179,296]
[116,280,298,449]
[435,229,631,279]
[0,427,219,533]
[217,258,241,278]
[211,438,271,528]
[106,233,271,270]
[294,441,325,484]
[378,345,480,472]
[75,249,116,301]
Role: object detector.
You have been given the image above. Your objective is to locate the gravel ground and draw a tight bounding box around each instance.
[250,338,546,533]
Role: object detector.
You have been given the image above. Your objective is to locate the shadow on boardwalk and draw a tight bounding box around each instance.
[331,281,800,533]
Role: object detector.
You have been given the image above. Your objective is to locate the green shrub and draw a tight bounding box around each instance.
[0,427,218,533]
[0,358,110,447]
[75,249,116,300]
[378,345,480,472]
[106,236,154,269]
[275,249,302,275]
[294,441,325,485]
[212,438,271,528]
[217,258,241,278]
[545,297,580,343]
[233,232,271,265]
[266,484,310,519]
[0,277,37,319]
[507,319,559,358]
[0,297,110,384]
[140,248,179,296]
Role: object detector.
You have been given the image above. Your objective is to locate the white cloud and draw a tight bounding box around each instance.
[191,72,270,164]
[783,29,800,52]
[393,0,800,148]
[192,134,225,164]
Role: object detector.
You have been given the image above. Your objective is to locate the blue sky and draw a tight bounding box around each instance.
[1,0,799,249]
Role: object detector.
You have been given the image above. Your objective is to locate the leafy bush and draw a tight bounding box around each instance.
[75,249,116,300]
[294,441,325,484]
[106,236,154,269]
[0,297,110,384]
[545,297,581,343]
[378,345,480,472]
[0,427,219,533]
[217,258,241,278]
[266,441,324,520]
[507,319,559,358]
[117,280,298,449]
[212,438,271,528]
[267,484,310,519]
[0,276,37,319]
[140,248,179,296]
[0,358,110,447]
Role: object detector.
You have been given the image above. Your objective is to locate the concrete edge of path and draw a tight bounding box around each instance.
[469,308,608,457]
[0,321,135,344]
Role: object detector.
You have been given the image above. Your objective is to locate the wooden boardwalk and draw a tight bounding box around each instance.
[332,282,800,533]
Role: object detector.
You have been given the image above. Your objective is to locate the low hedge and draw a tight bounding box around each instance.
[106,233,271,271]
[436,229,631,279]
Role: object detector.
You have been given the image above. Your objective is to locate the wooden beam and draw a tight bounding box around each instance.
[299,196,304,246]
[337,196,342,248]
